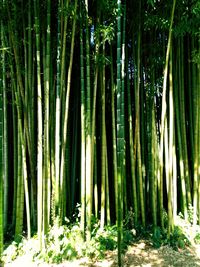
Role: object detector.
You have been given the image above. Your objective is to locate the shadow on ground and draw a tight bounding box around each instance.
[86,240,200,267]
[3,240,200,267]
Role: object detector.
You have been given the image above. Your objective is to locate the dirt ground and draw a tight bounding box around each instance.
[3,240,200,267]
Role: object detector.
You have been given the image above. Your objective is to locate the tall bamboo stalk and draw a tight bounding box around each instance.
[59,0,78,222]
[1,25,8,233]
[135,0,145,227]
[116,0,123,265]
[168,48,174,235]
[34,0,43,248]
[193,39,199,226]
[84,0,92,241]
[0,21,4,257]
[158,0,176,228]
[80,1,86,236]
[55,0,61,220]
[110,46,118,220]
[43,0,51,235]
[100,40,106,229]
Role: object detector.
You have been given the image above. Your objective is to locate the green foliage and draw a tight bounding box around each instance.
[95,54,111,67]
[2,236,38,263]
[144,0,200,35]
[123,208,135,229]
[187,204,198,224]
[2,218,136,265]
[167,226,190,250]
[2,242,18,263]
[152,227,163,248]
[147,0,156,7]
[122,229,135,250]
[86,225,118,259]
[132,211,195,251]
[141,225,190,250]
[192,49,200,65]
[194,233,200,244]
[97,0,118,22]
[3,211,200,265]
[60,2,75,18]
[94,23,115,45]
[150,211,200,250]
[192,1,200,17]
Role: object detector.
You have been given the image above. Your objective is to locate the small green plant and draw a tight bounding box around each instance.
[32,218,135,264]
[152,226,163,248]
[167,226,190,250]
[187,204,198,225]
[95,225,118,251]
[194,233,200,244]
[122,229,135,250]
[34,223,82,263]
[2,242,18,263]
[8,209,199,266]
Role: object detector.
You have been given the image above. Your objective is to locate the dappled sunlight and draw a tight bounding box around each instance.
[4,237,200,267]
[123,241,163,266]
[121,241,200,267]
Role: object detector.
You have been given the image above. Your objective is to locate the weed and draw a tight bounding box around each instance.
[167,226,190,250]
[194,233,200,244]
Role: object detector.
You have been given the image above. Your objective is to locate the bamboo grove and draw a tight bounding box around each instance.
[0,0,200,265]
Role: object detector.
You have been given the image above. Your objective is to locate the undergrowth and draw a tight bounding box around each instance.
[2,210,200,265]
[2,216,135,264]
[134,211,200,250]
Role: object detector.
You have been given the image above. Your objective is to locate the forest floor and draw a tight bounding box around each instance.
[3,240,200,267]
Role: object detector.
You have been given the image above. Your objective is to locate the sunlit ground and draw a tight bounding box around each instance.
[2,240,200,267]
[2,217,200,267]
